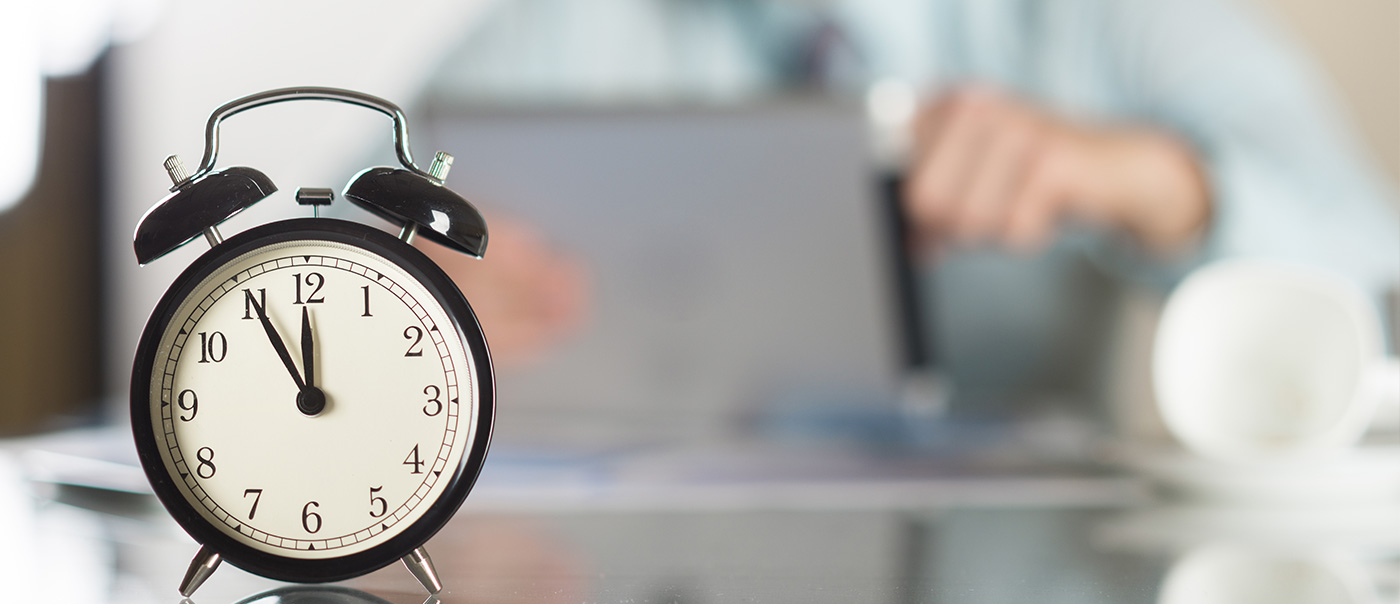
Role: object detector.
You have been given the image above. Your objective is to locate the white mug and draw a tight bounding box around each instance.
[1159,546,1377,604]
[1153,259,1400,460]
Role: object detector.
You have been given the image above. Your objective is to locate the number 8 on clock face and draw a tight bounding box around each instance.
[131,218,494,583]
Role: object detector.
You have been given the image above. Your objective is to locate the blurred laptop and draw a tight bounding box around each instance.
[418,100,909,444]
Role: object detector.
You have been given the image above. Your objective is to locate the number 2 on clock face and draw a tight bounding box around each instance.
[149,239,478,560]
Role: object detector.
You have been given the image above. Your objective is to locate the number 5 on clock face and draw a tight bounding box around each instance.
[132,219,494,582]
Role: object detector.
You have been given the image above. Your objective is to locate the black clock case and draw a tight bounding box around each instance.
[131,218,495,583]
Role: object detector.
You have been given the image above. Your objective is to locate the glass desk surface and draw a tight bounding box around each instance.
[5,427,1399,604]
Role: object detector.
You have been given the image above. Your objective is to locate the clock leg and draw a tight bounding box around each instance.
[401,546,443,594]
[178,544,222,596]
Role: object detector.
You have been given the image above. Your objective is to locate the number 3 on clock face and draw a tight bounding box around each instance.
[131,218,494,582]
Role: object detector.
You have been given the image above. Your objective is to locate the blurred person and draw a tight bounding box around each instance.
[430,0,1400,415]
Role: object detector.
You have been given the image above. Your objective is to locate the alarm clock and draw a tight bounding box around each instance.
[129,87,495,597]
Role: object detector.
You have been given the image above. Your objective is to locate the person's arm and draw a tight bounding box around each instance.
[1095,0,1399,291]
[903,85,1211,255]
[902,0,1398,293]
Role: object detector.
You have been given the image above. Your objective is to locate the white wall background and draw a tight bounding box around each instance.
[1248,0,1399,190]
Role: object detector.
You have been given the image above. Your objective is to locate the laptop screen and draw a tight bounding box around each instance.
[419,101,905,443]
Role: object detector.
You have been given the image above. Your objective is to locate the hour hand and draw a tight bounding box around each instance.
[247,293,304,390]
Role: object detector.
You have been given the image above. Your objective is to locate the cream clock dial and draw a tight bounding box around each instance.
[132,219,493,584]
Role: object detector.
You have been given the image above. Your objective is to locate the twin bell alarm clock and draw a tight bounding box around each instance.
[129,87,495,597]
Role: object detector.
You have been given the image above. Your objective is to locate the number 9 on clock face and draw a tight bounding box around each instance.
[131,218,494,582]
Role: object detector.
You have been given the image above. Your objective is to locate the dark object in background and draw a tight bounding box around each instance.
[876,172,934,374]
[0,61,105,434]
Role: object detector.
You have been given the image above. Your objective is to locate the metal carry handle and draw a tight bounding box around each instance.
[188,86,431,183]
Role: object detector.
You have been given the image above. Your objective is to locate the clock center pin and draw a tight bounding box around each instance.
[296,387,327,416]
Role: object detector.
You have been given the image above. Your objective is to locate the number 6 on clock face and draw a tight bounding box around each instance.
[131,218,494,583]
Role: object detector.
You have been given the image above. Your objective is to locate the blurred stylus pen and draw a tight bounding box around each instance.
[868,80,949,417]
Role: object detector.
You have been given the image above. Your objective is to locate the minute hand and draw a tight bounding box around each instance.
[300,306,315,388]
[247,294,305,390]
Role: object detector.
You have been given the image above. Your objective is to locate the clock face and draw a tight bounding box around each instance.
[132,219,493,581]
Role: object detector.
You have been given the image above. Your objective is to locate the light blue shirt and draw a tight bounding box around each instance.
[430,0,1400,407]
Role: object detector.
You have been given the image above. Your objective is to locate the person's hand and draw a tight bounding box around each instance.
[904,86,1211,254]
[418,215,587,368]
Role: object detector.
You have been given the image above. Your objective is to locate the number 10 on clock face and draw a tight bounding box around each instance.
[134,223,489,571]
